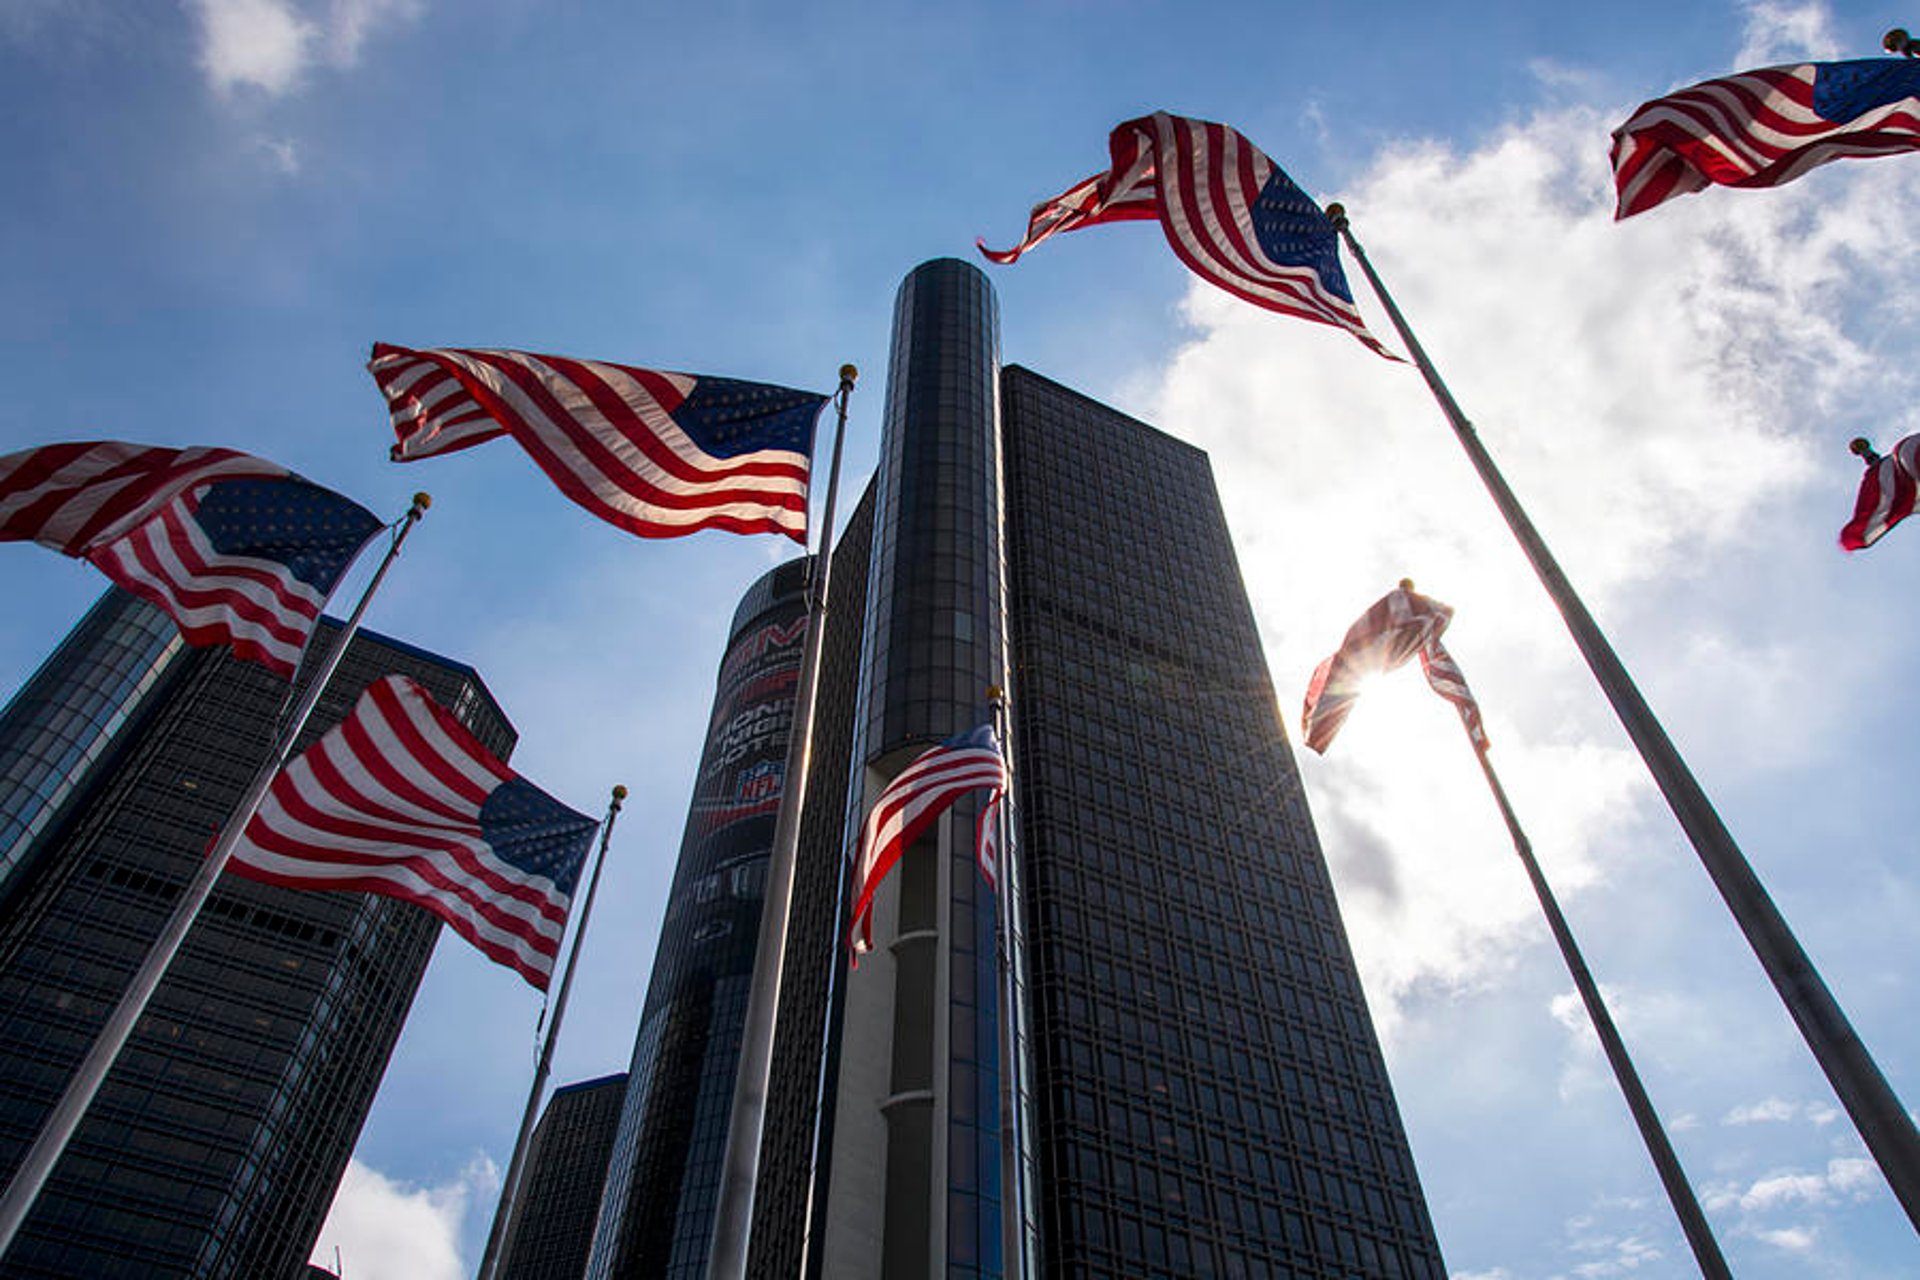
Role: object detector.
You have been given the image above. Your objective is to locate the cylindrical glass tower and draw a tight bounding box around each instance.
[587,558,811,1279]
[818,257,1027,1280]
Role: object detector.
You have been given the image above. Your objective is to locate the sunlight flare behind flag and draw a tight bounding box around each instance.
[228,674,599,990]
[979,111,1397,358]
[1841,433,1920,550]
[1328,199,1920,1233]
[1611,58,1920,218]
[369,344,828,542]
[1300,582,1455,753]
[1304,582,1732,1277]
[850,723,1007,961]
[0,440,382,678]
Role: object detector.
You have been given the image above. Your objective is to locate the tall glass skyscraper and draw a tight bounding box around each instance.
[997,363,1444,1278]
[499,1073,629,1280]
[592,258,1446,1279]
[587,560,812,1278]
[0,589,514,1280]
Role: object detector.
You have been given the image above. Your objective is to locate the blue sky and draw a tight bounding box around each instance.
[5,1,1920,1276]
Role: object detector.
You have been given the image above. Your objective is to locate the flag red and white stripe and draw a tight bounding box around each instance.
[0,441,284,557]
[1611,62,1920,219]
[1301,586,1455,754]
[851,725,1007,961]
[0,441,377,677]
[975,790,1006,894]
[1419,639,1489,751]
[368,344,820,541]
[981,112,1396,358]
[1841,433,1920,550]
[228,675,598,989]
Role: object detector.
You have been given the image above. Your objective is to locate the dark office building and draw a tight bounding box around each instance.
[0,589,514,1280]
[585,561,812,1278]
[499,1073,628,1280]
[598,258,1445,1279]
[995,363,1444,1279]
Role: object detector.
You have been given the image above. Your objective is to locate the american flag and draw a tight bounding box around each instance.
[368,344,827,542]
[0,441,381,678]
[980,111,1396,358]
[1611,58,1920,219]
[1841,433,1920,550]
[1301,584,1456,754]
[227,675,599,990]
[851,723,1007,961]
[1419,639,1489,751]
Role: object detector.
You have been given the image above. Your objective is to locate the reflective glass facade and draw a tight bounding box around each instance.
[0,590,514,1280]
[499,1073,628,1280]
[587,561,811,1279]
[1001,367,1446,1279]
[0,589,181,897]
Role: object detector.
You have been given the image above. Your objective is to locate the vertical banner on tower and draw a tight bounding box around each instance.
[590,568,811,1273]
[646,594,810,1003]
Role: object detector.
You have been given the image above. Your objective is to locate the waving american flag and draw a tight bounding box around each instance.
[1301,584,1457,755]
[851,724,1007,961]
[980,111,1395,358]
[0,440,381,678]
[369,344,826,542]
[1611,58,1920,219]
[228,675,599,990]
[1841,433,1920,551]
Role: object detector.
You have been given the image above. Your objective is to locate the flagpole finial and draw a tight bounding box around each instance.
[1398,577,1415,591]
[411,492,431,513]
[1886,28,1915,56]
[1323,201,1349,230]
[1851,437,1882,467]
[611,784,628,802]
[839,364,859,389]
[986,684,1006,706]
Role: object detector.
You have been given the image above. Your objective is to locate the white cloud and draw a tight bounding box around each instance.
[1755,1224,1818,1251]
[323,0,422,65]
[1735,0,1842,67]
[1705,1156,1883,1214]
[186,0,421,98]
[309,1155,497,1280]
[1721,1097,1852,1129]
[190,0,317,96]
[1566,1225,1664,1276]
[1726,1097,1801,1126]
[1148,87,1920,1044]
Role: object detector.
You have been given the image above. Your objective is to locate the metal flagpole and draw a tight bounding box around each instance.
[986,686,1026,1280]
[1440,668,1730,1277]
[475,784,627,1280]
[0,492,432,1261]
[1328,202,1920,1232]
[708,364,858,1280]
